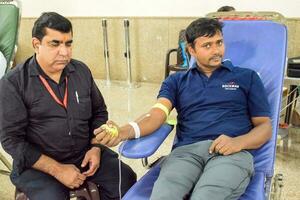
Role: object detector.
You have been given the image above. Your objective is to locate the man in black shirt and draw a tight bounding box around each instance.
[0,12,136,200]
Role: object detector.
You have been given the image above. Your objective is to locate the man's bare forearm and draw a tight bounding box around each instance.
[120,111,166,140]
[120,98,172,140]
[237,117,272,150]
[32,154,62,177]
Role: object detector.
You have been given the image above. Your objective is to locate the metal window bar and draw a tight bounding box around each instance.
[280,86,299,113]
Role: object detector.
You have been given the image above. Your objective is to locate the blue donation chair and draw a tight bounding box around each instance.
[119,20,287,200]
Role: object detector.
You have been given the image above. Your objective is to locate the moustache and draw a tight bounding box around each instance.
[209,55,222,61]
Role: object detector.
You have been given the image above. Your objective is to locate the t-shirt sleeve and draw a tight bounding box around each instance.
[157,75,178,108]
[248,71,271,117]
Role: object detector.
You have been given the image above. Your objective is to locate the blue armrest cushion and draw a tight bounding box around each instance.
[119,124,173,159]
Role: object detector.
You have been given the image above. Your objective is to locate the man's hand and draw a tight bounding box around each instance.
[54,164,86,189]
[92,120,124,147]
[209,134,243,156]
[81,147,101,177]
[32,154,86,189]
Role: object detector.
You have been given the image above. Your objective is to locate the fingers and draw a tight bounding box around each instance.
[72,172,86,188]
[107,136,121,147]
[209,135,227,154]
[218,144,229,155]
[75,177,85,187]
[68,185,75,189]
[81,155,89,168]
[106,120,116,127]
[94,130,109,143]
[99,133,113,145]
[83,168,93,177]
[93,120,121,147]
[77,173,86,181]
[209,137,220,154]
[92,134,120,147]
[94,127,106,136]
[83,163,98,177]
[69,178,85,189]
[222,149,232,156]
[82,159,94,176]
[107,120,120,131]
[209,135,240,155]
[91,138,98,144]
[71,165,86,181]
[81,150,100,176]
[82,156,100,177]
[58,164,87,189]
[94,125,115,142]
[214,142,226,153]
[67,172,86,189]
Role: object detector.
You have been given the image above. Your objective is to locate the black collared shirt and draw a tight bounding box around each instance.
[0,56,108,174]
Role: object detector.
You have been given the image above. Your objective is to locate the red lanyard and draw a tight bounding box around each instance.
[39,75,68,109]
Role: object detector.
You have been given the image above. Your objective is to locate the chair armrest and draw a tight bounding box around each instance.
[119,124,174,159]
[165,48,178,68]
[165,48,178,79]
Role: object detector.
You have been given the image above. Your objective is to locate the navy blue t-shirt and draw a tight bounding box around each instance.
[158,60,270,148]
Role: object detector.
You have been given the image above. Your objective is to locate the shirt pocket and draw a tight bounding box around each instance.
[73,94,92,120]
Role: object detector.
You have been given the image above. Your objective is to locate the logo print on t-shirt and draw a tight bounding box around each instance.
[222,81,240,90]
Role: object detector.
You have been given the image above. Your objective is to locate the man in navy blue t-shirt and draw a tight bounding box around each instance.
[94,18,272,200]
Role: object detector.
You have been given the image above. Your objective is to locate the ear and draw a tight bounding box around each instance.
[187,44,196,57]
[32,37,41,53]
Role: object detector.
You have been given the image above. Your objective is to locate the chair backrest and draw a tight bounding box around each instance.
[190,20,287,177]
[206,11,286,23]
[176,29,189,68]
[0,0,21,71]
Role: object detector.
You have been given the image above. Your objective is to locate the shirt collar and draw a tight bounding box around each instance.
[189,58,234,72]
[29,55,75,77]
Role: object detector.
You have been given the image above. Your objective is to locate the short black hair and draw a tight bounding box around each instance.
[217,6,235,12]
[32,12,73,41]
[185,18,223,47]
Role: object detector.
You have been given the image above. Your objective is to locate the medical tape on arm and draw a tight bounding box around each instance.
[152,103,169,118]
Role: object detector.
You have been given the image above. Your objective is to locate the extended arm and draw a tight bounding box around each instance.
[92,97,173,147]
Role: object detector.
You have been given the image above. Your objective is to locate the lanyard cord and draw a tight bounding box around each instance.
[39,75,68,109]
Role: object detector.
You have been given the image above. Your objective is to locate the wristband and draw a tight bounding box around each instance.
[129,121,141,139]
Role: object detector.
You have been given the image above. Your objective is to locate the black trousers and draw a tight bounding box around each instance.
[11,146,137,200]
